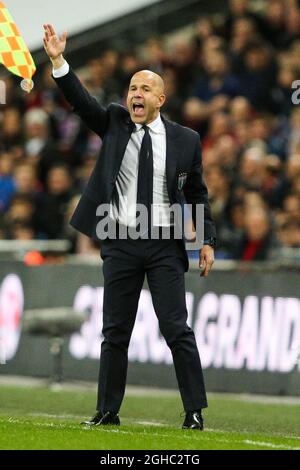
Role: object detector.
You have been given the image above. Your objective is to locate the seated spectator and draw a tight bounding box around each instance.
[24,107,62,185]
[62,195,100,254]
[34,164,74,239]
[237,146,266,191]
[287,108,300,155]
[3,194,35,239]
[202,112,231,150]
[193,51,241,102]
[232,120,252,149]
[74,154,97,192]
[280,2,300,48]
[83,58,106,104]
[235,41,278,111]
[222,0,265,41]
[217,197,245,257]
[7,220,35,240]
[276,217,300,248]
[282,192,300,220]
[13,162,40,196]
[229,17,261,58]
[271,154,300,206]
[0,151,15,212]
[192,16,216,53]
[229,96,253,125]
[261,154,283,204]
[243,191,268,211]
[161,68,183,122]
[249,114,286,158]
[204,165,231,223]
[170,39,202,99]
[100,49,123,103]
[0,107,23,150]
[142,37,167,75]
[201,35,227,62]
[271,63,298,116]
[182,97,208,134]
[118,51,140,95]
[233,206,278,260]
[213,134,238,171]
[261,0,286,49]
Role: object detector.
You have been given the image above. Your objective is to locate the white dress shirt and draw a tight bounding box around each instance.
[53,60,172,227]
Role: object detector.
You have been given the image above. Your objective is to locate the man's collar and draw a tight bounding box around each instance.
[135,114,165,134]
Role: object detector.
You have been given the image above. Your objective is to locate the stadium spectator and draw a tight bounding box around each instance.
[276,217,300,248]
[0,151,15,212]
[222,0,265,41]
[234,41,278,110]
[0,107,23,150]
[233,206,277,260]
[34,163,74,239]
[237,146,266,190]
[24,107,61,185]
[2,194,36,239]
[169,39,198,99]
[13,162,39,196]
[262,0,286,49]
[193,50,241,102]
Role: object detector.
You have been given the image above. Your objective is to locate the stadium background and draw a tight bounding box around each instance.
[0,0,300,396]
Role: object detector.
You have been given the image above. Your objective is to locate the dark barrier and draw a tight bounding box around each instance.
[0,260,299,395]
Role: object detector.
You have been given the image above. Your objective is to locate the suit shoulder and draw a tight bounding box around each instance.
[180,124,200,141]
[107,103,130,119]
[167,119,200,142]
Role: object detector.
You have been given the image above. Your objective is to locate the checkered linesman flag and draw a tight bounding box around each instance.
[0,1,36,90]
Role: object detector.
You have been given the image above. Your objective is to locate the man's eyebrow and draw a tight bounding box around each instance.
[129,83,152,88]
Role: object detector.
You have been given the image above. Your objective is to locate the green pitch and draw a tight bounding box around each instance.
[0,383,299,450]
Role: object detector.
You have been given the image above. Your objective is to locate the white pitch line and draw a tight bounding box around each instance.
[135,421,166,427]
[206,427,300,442]
[26,412,82,420]
[243,440,300,450]
[2,417,300,450]
[20,416,300,441]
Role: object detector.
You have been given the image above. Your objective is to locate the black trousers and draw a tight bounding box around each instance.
[97,236,207,413]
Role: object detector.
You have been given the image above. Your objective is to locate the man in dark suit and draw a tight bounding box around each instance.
[43,24,216,430]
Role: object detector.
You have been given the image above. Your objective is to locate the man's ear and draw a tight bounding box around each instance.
[158,94,166,109]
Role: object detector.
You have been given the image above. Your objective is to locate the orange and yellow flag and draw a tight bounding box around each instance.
[0,1,36,89]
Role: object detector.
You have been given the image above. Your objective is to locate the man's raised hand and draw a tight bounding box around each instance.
[43,24,67,61]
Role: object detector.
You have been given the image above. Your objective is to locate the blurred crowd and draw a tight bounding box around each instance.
[1,0,300,260]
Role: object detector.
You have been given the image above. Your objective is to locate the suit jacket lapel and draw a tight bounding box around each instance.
[112,117,135,182]
[163,118,180,203]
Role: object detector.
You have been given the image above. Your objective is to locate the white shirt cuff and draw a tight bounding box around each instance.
[52,60,70,78]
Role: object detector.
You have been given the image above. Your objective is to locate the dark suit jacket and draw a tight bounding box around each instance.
[53,68,216,265]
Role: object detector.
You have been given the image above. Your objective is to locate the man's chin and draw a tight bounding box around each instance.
[130,114,146,124]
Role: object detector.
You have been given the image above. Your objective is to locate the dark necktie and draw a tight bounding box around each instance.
[136,125,153,231]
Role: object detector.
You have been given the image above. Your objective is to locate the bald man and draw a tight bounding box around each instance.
[44,24,216,430]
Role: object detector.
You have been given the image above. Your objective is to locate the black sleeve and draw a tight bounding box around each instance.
[52,67,109,139]
[183,136,216,240]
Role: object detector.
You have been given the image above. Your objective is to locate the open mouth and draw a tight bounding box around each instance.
[132,103,145,117]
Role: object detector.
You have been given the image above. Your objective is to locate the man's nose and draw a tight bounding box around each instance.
[134,89,143,98]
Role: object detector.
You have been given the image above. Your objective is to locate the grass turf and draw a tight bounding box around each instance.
[0,384,299,450]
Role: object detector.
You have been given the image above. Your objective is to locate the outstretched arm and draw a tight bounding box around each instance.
[43,24,108,138]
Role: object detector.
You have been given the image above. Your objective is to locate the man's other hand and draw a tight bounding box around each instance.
[199,245,214,277]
